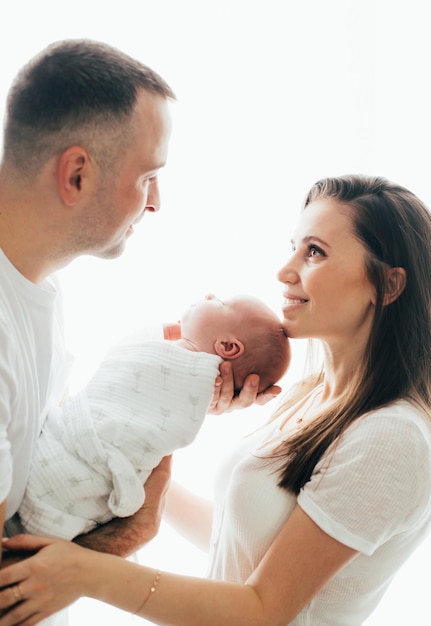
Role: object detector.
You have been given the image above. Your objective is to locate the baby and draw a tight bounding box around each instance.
[19,294,290,540]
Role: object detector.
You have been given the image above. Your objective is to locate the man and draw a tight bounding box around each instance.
[0,38,272,624]
[0,39,176,625]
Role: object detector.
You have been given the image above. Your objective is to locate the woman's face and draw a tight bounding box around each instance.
[278,198,375,350]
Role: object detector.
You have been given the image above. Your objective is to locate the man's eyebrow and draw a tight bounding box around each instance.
[143,160,167,173]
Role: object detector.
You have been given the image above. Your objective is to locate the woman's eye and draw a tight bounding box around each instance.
[308,244,324,257]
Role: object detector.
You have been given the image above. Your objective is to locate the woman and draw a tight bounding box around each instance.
[1,174,431,625]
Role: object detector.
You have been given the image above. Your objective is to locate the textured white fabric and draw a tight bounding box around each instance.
[20,341,221,539]
[208,399,431,625]
[0,248,72,520]
[0,249,72,626]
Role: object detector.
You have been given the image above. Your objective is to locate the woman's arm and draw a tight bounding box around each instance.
[0,505,357,626]
[163,481,213,552]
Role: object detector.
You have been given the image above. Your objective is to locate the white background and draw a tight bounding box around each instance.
[1,1,431,623]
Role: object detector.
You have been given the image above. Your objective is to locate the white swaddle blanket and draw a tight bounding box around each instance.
[19,340,221,539]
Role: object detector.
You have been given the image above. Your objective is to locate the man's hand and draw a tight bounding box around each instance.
[209,361,282,415]
[74,455,172,557]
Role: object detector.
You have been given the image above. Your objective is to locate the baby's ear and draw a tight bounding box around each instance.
[214,338,244,360]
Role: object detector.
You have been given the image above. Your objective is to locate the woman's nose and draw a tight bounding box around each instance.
[277,258,299,284]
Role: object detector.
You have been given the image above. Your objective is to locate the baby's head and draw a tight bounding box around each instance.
[180,294,290,394]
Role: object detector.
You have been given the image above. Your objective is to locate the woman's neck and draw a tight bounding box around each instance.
[320,344,365,402]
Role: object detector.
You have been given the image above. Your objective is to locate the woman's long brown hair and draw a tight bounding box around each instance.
[272,175,431,494]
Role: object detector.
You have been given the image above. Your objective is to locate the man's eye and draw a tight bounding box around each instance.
[141,176,156,187]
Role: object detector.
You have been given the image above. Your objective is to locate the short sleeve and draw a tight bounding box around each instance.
[297,405,431,555]
[0,323,13,503]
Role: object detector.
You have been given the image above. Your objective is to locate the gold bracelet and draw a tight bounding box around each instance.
[134,569,161,615]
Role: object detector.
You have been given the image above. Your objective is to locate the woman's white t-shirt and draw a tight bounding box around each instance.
[208,399,431,625]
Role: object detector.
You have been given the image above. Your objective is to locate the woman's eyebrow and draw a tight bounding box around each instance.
[293,235,332,248]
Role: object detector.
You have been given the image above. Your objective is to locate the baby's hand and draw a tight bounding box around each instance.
[209,361,281,415]
[163,322,181,341]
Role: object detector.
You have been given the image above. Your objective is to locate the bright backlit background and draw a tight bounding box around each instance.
[1,1,430,623]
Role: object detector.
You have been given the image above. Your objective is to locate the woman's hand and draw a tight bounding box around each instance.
[209,361,282,415]
[0,535,88,625]
[164,321,281,413]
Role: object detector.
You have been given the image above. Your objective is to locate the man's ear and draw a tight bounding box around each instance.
[214,338,245,360]
[383,267,407,305]
[56,146,92,207]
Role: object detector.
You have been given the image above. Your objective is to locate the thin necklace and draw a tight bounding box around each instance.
[296,385,322,424]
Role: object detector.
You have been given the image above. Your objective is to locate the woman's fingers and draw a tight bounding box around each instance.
[0,540,86,624]
[209,363,282,415]
[2,534,53,554]
[208,362,236,414]
[255,385,282,405]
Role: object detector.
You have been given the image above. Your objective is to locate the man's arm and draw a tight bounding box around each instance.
[73,455,171,556]
[74,323,276,557]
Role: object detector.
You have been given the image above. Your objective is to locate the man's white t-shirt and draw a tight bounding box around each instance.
[0,249,71,519]
[208,398,431,625]
[0,249,72,626]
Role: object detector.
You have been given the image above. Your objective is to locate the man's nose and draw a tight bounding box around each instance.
[145,178,161,213]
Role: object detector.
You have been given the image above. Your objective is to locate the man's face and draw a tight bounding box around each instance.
[78,90,172,259]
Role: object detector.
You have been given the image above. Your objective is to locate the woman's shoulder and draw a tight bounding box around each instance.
[300,399,431,553]
[347,399,431,446]
[317,399,431,485]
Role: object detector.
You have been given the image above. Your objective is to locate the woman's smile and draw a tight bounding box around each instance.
[281,294,309,311]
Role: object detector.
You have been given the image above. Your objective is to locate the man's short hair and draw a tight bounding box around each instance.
[2,39,176,176]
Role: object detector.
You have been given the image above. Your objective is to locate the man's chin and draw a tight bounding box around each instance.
[93,239,127,260]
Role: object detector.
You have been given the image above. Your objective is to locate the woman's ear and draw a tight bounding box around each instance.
[214,338,245,360]
[383,267,407,305]
[56,146,92,207]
